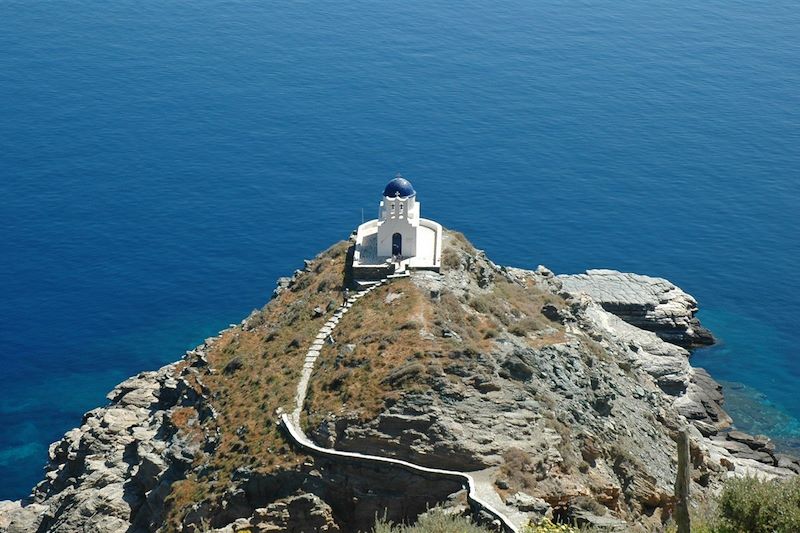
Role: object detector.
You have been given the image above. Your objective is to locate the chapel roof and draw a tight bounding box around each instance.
[383,176,416,198]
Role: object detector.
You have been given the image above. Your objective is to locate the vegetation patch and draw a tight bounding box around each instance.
[701,475,800,533]
[162,241,351,531]
[162,232,579,530]
[373,510,489,533]
[306,278,441,424]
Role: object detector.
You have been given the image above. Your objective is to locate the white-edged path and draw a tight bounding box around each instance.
[282,279,519,533]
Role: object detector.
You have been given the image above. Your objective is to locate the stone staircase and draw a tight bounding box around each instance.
[283,277,519,533]
[291,279,388,425]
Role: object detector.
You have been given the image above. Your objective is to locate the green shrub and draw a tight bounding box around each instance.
[522,519,578,532]
[715,475,800,533]
[372,510,489,532]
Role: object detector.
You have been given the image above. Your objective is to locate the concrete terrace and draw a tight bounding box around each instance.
[353,218,442,271]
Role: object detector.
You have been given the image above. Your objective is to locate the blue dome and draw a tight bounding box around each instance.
[383,176,416,198]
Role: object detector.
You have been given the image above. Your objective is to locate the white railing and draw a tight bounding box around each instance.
[280,413,519,532]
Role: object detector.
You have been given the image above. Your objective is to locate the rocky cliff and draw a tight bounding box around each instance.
[1,230,797,533]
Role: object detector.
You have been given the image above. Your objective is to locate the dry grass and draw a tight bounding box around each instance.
[164,475,210,522]
[447,230,477,252]
[305,232,572,432]
[171,407,199,432]
[441,246,462,270]
[304,269,564,429]
[500,447,544,493]
[162,241,351,530]
[305,278,443,426]
[162,231,575,529]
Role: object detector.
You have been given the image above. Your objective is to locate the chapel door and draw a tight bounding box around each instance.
[392,233,402,256]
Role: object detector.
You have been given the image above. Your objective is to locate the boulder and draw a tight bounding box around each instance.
[0,501,46,533]
[250,493,340,532]
[727,430,773,451]
[505,492,551,514]
[566,508,628,531]
[675,368,732,435]
[776,454,800,474]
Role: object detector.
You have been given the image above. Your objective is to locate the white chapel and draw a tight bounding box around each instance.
[352,176,443,279]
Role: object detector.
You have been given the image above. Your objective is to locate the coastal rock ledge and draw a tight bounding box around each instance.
[1,231,795,533]
[558,269,715,348]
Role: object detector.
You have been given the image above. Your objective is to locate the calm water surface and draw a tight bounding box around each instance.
[1,0,798,498]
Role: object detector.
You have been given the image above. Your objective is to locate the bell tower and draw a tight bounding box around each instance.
[377,175,420,258]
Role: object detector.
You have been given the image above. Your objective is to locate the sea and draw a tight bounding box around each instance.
[1,0,798,500]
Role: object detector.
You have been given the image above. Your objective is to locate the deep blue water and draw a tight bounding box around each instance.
[1,0,798,500]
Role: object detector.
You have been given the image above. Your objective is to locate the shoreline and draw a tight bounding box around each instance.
[690,311,800,456]
[557,268,800,473]
[2,246,798,531]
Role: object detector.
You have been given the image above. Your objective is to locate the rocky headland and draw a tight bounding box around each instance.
[1,230,797,533]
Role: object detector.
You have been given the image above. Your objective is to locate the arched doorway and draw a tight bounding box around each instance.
[392,232,402,256]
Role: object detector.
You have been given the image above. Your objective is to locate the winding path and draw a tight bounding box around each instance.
[280,279,520,533]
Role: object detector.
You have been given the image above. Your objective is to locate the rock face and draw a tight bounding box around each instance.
[577,294,731,436]
[208,493,340,533]
[305,258,724,530]
[0,357,213,533]
[558,269,714,347]
[195,462,463,533]
[705,430,800,473]
[0,232,794,533]
[505,492,551,515]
